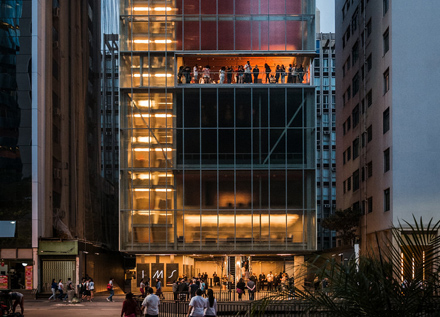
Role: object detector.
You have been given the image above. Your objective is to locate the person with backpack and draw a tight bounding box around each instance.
[107,277,114,302]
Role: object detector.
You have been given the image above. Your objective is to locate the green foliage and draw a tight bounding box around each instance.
[321,208,361,245]
[252,216,440,316]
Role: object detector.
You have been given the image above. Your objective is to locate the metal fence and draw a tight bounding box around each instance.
[159,290,285,302]
[158,300,335,317]
[154,298,440,317]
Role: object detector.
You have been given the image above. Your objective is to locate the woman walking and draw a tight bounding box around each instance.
[48,279,57,301]
[121,292,141,317]
[204,289,217,317]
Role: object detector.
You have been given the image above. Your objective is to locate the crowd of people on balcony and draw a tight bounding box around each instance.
[177,62,306,85]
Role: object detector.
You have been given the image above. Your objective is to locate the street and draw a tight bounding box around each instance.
[25,295,125,317]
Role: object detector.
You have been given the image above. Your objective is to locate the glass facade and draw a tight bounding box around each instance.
[120,0,316,253]
[0,0,32,248]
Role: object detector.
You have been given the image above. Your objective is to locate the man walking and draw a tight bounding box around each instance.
[142,287,160,317]
[107,277,114,302]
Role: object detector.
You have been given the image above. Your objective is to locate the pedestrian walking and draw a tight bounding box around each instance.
[48,278,57,300]
[155,278,164,300]
[89,278,95,301]
[121,292,141,317]
[57,279,64,300]
[107,277,114,302]
[204,289,217,317]
[142,287,160,317]
[140,278,146,298]
[187,289,205,317]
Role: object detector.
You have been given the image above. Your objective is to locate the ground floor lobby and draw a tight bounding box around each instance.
[129,253,306,292]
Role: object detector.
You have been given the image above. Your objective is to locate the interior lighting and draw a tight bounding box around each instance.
[154,148,173,152]
[134,39,150,44]
[154,39,172,44]
[155,188,174,192]
[154,73,172,77]
[133,173,151,180]
[133,113,173,118]
[138,100,151,107]
[134,188,151,192]
[184,214,299,226]
[154,7,172,11]
[133,7,150,11]
[158,173,173,177]
[133,148,151,152]
[134,136,154,143]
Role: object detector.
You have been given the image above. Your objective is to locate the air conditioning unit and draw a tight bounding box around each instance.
[324,204,330,208]
[53,7,60,17]
[324,131,330,135]
[331,167,336,172]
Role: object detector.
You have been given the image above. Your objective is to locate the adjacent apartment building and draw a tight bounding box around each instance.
[335,0,440,259]
[119,0,317,287]
[314,33,336,250]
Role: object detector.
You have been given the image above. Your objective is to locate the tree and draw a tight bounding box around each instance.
[321,208,361,245]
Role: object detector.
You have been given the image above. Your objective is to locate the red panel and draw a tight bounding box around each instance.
[251,21,260,50]
[175,20,183,50]
[235,21,251,50]
[218,0,234,14]
[184,0,199,14]
[201,0,216,14]
[260,21,269,50]
[184,21,199,50]
[286,20,302,51]
[286,0,302,14]
[201,21,217,50]
[260,0,269,14]
[269,21,285,51]
[269,0,285,14]
[218,21,234,50]
[250,0,259,14]
[235,0,251,14]
[174,0,183,14]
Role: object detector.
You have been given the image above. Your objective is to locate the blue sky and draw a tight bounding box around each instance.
[316,0,335,33]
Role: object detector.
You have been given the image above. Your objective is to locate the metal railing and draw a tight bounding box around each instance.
[177,70,310,85]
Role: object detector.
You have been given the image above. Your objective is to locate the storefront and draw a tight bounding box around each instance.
[0,249,34,290]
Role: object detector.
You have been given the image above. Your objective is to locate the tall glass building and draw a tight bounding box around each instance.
[119,0,316,286]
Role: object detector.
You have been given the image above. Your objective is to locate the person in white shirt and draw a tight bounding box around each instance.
[193,65,199,82]
[187,289,205,317]
[204,289,217,317]
[267,272,274,291]
[142,287,160,317]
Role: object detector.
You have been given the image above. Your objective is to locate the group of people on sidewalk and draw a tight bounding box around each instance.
[48,277,77,302]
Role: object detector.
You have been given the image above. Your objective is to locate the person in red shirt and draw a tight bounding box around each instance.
[121,292,140,317]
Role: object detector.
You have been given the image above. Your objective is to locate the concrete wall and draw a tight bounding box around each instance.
[391,0,440,225]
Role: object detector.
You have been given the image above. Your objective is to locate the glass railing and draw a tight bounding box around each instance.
[176,69,310,85]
